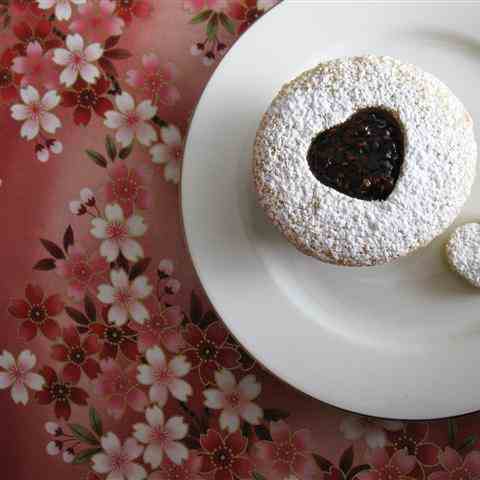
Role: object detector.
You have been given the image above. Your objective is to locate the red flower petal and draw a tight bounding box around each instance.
[94,76,110,95]
[227,3,246,20]
[63,363,81,384]
[206,321,229,347]
[215,470,233,480]
[89,323,106,337]
[325,467,344,480]
[70,387,89,405]
[1,85,17,101]
[40,365,58,385]
[51,344,69,361]
[35,19,51,39]
[44,294,64,315]
[63,325,80,347]
[83,334,101,354]
[8,299,30,318]
[252,441,275,463]
[232,457,252,479]
[405,423,428,443]
[55,399,71,420]
[417,443,440,467]
[26,284,44,305]
[217,347,241,369]
[74,106,92,126]
[132,0,152,18]
[238,21,249,35]
[93,97,114,117]
[35,389,53,404]
[82,358,101,379]
[199,361,216,385]
[226,431,247,455]
[1,48,16,67]
[13,21,33,41]
[200,429,223,454]
[44,38,63,50]
[41,318,61,340]
[117,9,132,23]
[200,453,216,473]
[101,342,118,359]
[19,320,37,341]
[184,324,203,347]
[184,348,201,369]
[120,338,139,361]
[61,90,78,107]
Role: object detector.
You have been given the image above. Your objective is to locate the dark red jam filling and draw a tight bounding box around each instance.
[306,108,404,201]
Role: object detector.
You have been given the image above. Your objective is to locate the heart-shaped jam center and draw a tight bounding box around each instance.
[306,108,404,201]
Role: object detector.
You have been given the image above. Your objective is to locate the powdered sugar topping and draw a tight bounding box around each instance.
[253,56,477,266]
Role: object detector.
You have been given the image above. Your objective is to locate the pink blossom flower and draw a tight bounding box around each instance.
[38,0,87,21]
[93,358,148,419]
[130,305,185,353]
[340,415,403,449]
[0,350,44,404]
[91,203,147,262]
[53,34,103,87]
[359,449,416,480]
[97,269,153,326]
[56,245,108,300]
[253,420,317,480]
[12,41,57,89]
[11,86,61,140]
[203,369,262,433]
[150,124,183,183]
[429,448,480,480]
[133,405,188,468]
[70,0,125,38]
[105,161,152,217]
[92,432,146,480]
[184,0,227,13]
[158,259,174,277]
[137,345,192,405]
[126,54,180,106]
[149,452,204,480]
[104,92,157,147]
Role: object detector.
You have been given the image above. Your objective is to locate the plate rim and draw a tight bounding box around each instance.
[180,0,480,420]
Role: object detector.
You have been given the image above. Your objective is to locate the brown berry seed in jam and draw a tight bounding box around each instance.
[306,108,404,201]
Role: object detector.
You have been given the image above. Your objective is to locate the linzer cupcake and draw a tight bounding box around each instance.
[253,55,477,266]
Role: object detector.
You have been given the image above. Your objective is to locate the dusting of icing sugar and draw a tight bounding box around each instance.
[446,223,480,288]
[253,55,477,266]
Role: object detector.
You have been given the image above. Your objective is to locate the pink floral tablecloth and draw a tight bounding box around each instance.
[0,1,478,480]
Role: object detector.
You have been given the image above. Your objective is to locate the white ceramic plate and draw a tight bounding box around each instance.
[181,0,480,419]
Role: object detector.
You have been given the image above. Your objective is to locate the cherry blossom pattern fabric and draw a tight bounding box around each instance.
[1,2,479,480]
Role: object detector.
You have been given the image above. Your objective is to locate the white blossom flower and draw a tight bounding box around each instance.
[339,415,403,449]
[137,346,192,405]
[92,432,146,480]
[38,0,87,21]
[149,125,182,184]
[11,86,61,140]
[90,203,147,262]
[45,421,62,436]
[53,34,103,86]
[62,448,75,463]
[0,350,45,405]
[46,440,62,456]
[133,405,188,468]
[69,200,86,215]
[203,369,263,433]
[80,187,95,206]
[104,92,157,147]
[97,269,153,326]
